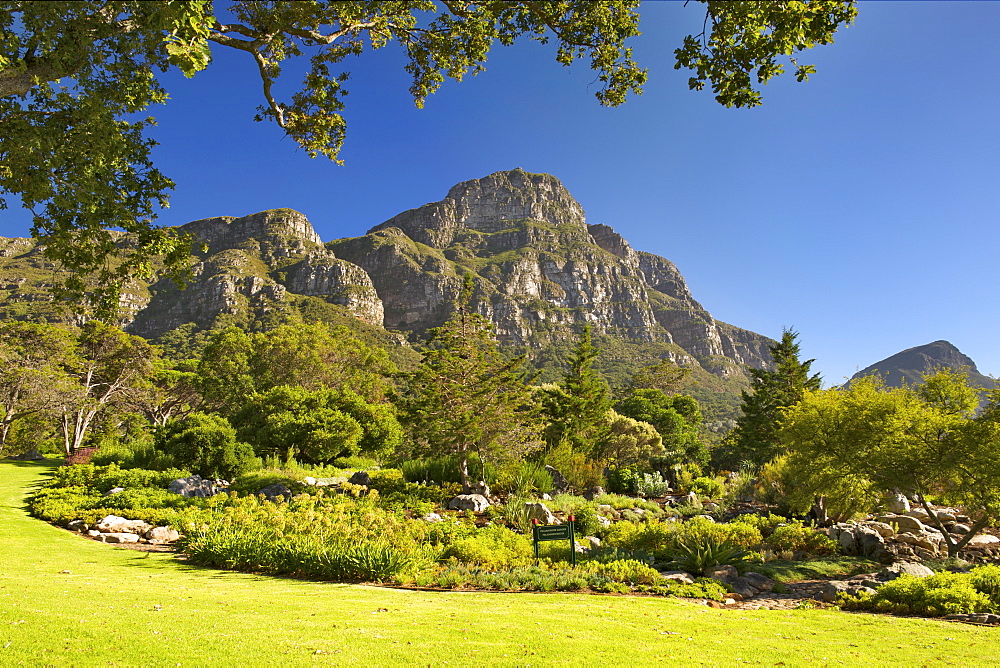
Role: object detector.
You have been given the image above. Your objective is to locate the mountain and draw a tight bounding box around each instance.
[849,340,997,390]
[0,169,775,406]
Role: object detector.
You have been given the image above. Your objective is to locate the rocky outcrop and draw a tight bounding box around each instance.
[0,169,776,383]
[331,169,775,375]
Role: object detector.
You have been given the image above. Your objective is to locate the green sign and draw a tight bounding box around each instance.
[532,520,577,566]
[535,524,572,541]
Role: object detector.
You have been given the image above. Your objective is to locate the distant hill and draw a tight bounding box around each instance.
[849,340,997,390]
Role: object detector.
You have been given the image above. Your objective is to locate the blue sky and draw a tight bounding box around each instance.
[3,1,998,385]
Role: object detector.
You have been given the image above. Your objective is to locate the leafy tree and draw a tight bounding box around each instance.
[594,410,662,469]
[126,359,202,428]
[197,322,395,413]
[233,385,401,463]
[0,1,856,313]
[542,324,613,455]
[59,321,157,454]
[156,412,258,480]
[779,371,996,556]
[0,321,77,452]
[399,275,542,491]
[616,388,707,469]
[714,329,821,470]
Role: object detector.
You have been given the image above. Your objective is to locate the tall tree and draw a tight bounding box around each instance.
[542,325,613,455]
[399,275,542,491]
[616,389,707,469]
[0,1,856,313]
[0,322,77,453]
[59,321,157,454]
[714,329,821,469]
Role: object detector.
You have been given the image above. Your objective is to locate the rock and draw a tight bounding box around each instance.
[67,519,88,532]
[467,480,491,497]
[879,514,926,534]
[87,530,101,537]
[103,487,125,496]
[952,523,971,535]
[545,466,569,494]
[879,562,935,580]
[421,513,443,523]
[886,492,910,514]
[100,533,141,544]
[583,536,601,550]
[741,572,775,591]
[540,493,552,501]
[447,494,490,512]
[705,565,738,582]
[303,476,317,485]
[821,581,856,603]
[968,534,1000,546]
[145,527,181,544]
[347,471,371,487]
[96,515,151,535]
[595,515,612,528]
[582,486,604,501]
[259,483,293,501]
[861,521,896,538]
[839,529,858,554]
[523,502,558,525]
[660,571,696,585]
[169,475,219,498]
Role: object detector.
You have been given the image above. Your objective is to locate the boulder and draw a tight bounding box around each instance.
[741,572,776,592]
[103,487,125,497]
[886,492,910,514]
[879,562,934,580]
[465,480,490,497]
[583,536,602,550]
[96,515,151,535]
[879,514,926,534]
[421,513,443,523]
[259,483,293,501]
[99,533,141,544]
[447,494,490,512]
[145,526,181,544]
[821,580,857,603]
[347,471,372,487]
[582,486,604,501]
[523,502,558,525]
[705,565,738,582]
[860,521,895,538]
[595,515,612,528]
[968,534,1000,546]
[169,475,219,498]
[67,519,88,533]
[545,465,569,494]
[952,523,971,535]
[660,570,696,585]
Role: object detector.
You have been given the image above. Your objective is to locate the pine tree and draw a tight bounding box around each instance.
[399,275,542,491]
[714,329,821,469]
[543,325,613,455]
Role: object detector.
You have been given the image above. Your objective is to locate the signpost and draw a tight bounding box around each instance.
[531,515,577,566]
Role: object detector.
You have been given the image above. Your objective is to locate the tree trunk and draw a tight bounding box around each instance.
[458,449,471,493]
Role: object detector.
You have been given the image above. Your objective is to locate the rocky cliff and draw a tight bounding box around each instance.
[0,169,775,385]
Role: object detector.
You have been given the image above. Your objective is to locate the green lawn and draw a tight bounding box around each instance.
[1,459,998,666]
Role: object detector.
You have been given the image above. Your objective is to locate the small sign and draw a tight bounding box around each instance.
[532,517,577,566]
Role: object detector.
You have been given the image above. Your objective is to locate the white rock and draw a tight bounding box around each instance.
[968,534,1000,546]
[101,533,140,544]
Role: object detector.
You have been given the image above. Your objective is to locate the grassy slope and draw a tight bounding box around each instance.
[1,460,997,667]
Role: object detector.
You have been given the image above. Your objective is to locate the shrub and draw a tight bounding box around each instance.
[586,559,661,585]
[689,476,725,499]
[157,413,259,480]
[492,460,553,496]
[439,525,533,569]
[843,570,1000,617]
[635,472,671,498]
[764,522,837,556]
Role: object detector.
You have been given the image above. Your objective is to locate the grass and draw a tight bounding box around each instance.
[755,557,882,583]
[2,459,999,666]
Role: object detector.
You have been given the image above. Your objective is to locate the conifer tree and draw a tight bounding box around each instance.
[543,325,613,455]
[399,275,541,491]
[714,329,821,469]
